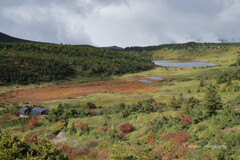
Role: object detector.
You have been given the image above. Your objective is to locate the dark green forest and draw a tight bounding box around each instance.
[0,42,155,85]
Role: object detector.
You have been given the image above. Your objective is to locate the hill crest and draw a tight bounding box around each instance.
[0,32,31,43]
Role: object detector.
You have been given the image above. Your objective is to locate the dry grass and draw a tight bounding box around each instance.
[0,78,158,103]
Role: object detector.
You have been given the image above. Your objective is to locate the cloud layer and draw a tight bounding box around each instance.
[1,0,240,47]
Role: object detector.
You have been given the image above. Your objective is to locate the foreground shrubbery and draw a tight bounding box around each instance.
[0,130,69,160]
[1,84,240,159]
[108,85,240,159]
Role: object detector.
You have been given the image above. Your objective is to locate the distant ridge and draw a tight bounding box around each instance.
[0,32,31,43]
[0,32,124,50]
[100,46,124,51]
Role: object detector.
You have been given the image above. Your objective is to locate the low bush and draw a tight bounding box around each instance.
[99,126,108,132]
[105,99,166,117]
[182,117,192,125]
[75,122,90,132]
[119,122,135,134]
[46,103,100,121]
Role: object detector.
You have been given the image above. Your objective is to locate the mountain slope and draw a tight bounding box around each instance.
[0,32,31,43]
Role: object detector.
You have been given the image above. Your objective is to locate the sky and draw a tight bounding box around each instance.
[1,0,240,47]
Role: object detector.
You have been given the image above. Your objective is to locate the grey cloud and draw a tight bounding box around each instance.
[1,0,240,47]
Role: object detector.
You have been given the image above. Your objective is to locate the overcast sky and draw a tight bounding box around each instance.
[1,0,240,47]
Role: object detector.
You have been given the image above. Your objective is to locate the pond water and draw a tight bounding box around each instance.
[153,60,216,68]
[138,80,154,84]
[146,77,164,80]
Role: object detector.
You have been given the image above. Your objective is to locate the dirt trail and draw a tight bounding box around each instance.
[0,79,157,103]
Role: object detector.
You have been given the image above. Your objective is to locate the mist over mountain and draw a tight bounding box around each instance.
[1,0,240,47]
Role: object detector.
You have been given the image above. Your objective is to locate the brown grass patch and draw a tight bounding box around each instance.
[0,79,157,103]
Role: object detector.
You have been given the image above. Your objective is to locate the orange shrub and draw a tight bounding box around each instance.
[99,126,108,132]
[182,117,192,124]
[75,122,89,131]
[25,117,40,129]
[89,109,103,116]
[148,138,156,145]
[174,132,190,145]
[161,133,175,141]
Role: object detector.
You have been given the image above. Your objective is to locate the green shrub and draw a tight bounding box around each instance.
[0,130,69,160]
[46,103,98,121]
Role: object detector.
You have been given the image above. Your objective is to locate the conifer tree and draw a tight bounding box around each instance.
[203,85,223,116]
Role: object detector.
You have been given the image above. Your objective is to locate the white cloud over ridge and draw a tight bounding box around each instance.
[1,0,240,47]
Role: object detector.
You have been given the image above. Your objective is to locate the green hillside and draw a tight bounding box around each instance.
[0,42,155,85]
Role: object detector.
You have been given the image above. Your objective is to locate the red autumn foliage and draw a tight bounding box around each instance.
[26,135,38,143]
[174,132,190,145]
[119,122,134,134]
[148,138,156,145]
[75,122,88,130]
[89,109,103,116]
[182,117,192,124]
[161,133,175,141]
[25,117,40,129]
[99,126,108,132]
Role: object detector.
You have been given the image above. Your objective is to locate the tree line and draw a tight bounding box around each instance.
[0,42,155,85]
